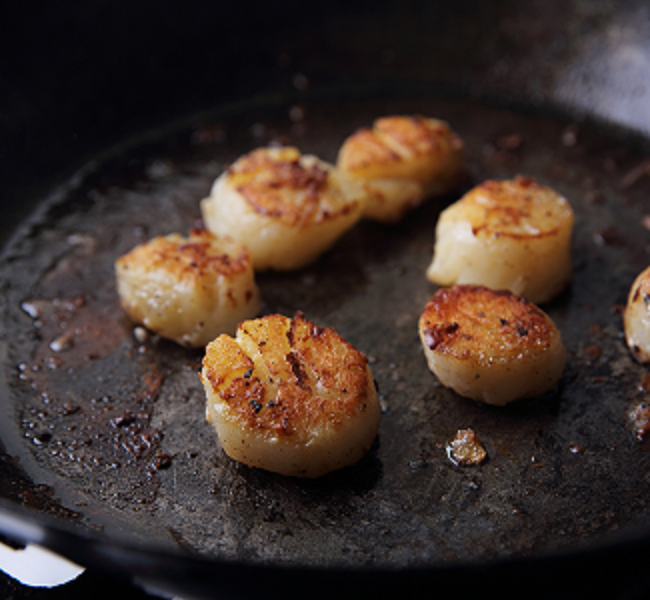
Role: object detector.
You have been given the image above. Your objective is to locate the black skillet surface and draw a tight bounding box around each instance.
[1,86,650,598]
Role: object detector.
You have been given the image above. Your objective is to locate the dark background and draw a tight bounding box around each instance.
[4,0,640,222]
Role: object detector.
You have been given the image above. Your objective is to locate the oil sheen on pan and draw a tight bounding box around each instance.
[1,91,650,569]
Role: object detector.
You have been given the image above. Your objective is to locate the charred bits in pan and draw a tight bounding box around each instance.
[446,428,487,466]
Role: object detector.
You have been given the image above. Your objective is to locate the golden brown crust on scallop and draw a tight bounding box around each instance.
[201,146,366,271]
[115,228,259,347]
[226,147,354,226]
[200,334,254,389]
[426,176,574,304]
[419,285,558,363]
[418,284,567,405]
[202,312,375,444]
[337,115,464,180]
[115,228,251,282]
[458,176,572,240]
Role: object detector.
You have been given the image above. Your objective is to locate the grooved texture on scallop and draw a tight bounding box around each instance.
[201,312,380,478]
[337,115,465,223]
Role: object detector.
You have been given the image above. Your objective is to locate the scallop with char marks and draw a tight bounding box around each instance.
[200,312,381,478]
[336,115,465,223]
[418,285,567,406]
[200,146,365,271]
[115,228,259,348]
[426,176,574,304]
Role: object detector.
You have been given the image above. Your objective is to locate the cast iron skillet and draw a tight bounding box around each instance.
[3,2,650,599]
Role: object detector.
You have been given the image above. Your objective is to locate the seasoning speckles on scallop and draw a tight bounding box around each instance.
[624,266,650,363]
[337,115,465,223]
[200,146,365,271]
[426,176,574,304]
[200,312,380,478]
[418,285,567,406]
[115,228,259,348]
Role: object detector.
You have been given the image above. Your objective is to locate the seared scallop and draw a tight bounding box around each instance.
[426,176,574,304]
[624,266,650,363]
[115,229,259,348]
[337,115,465,223]
[200,311,380,478]
[200,146,365,271]
[418,285,567,406]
